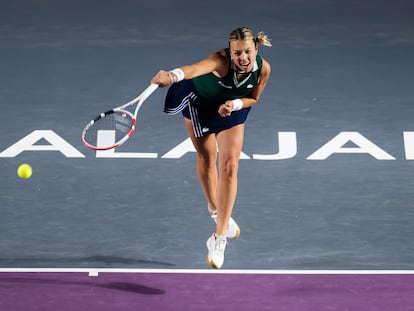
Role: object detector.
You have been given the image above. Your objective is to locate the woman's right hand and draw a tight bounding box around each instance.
[151,70,173,87]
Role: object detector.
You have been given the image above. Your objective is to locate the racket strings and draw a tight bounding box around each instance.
[84,111,134,147]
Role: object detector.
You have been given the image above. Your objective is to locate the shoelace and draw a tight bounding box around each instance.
[214,236,227,253]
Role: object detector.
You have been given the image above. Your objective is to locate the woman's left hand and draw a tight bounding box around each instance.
[218,101,233,117]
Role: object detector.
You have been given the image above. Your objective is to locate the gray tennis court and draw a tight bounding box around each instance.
[1,0,414,309]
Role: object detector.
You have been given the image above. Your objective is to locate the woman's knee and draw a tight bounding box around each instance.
[219,156,239,178]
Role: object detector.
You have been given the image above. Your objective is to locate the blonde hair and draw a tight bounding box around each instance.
[229,27,272,47]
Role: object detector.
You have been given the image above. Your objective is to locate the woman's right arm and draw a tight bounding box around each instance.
[151,50,226,87]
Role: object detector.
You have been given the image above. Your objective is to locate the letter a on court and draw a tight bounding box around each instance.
[307,131,395,160]
[0,130,85,158]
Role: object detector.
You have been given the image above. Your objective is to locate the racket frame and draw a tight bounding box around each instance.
[81,83,158,151]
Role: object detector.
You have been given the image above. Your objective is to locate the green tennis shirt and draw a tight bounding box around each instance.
[192,48,263,104]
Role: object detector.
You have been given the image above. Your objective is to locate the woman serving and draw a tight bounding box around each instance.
[151,26,272,269]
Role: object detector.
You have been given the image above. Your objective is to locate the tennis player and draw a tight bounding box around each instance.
[151,27,272,269]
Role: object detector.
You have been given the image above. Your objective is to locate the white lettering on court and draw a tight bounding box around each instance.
[1,130,412,160]
[307,132,395,160]
[0,130,85,158]
[95,131,157,158]
[253,132,297,160]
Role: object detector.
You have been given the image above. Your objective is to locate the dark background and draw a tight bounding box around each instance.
[1,0,413,269]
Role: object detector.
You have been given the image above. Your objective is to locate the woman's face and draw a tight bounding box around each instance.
[229,39,258,73]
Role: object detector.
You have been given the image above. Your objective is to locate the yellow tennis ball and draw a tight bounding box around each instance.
[17,163,33,179]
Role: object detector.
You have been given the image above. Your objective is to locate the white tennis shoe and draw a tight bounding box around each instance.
[209,211,241,240]
[206,233,227,269]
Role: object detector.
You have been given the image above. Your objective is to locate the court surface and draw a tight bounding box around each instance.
[1,0,414,310]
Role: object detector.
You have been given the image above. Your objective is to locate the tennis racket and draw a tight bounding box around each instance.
[81,83,158,150]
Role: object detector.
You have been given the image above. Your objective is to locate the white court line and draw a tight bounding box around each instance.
[0,268,414,277]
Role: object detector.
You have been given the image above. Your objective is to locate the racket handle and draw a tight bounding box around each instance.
[140,83,159,102]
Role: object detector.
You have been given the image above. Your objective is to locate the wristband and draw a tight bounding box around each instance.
[231,99,243,111]
[169,68,185,83]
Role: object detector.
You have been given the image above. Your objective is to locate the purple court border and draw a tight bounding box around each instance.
[1,270,413,310]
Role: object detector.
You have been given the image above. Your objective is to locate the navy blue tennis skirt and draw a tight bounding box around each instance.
[164,80,251,138]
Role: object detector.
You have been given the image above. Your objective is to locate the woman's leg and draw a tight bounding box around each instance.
[214,124,245,236]
[183,118,219,210]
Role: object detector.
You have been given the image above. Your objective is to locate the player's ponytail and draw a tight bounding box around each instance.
[255,31,272,47]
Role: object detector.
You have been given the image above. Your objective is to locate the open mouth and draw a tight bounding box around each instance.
[236,63,250,73]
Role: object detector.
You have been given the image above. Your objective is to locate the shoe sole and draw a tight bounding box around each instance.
[206,255,220,269]
[206,241,222,269]
[230,226,241,240]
